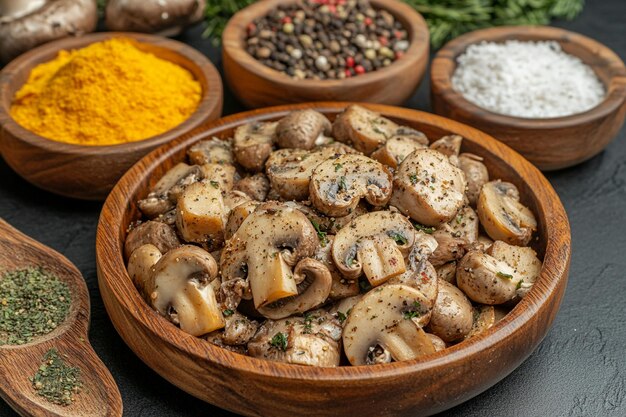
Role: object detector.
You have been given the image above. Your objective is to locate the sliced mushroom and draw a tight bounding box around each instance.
[390,148,467,226]
[436,262,457,285]
[199,163,237,192]
[137,163,202,218]
[188,137,234,165]
[332,104,399,155]
[487,241,542,298]
[258,258,332,319]
[222,190,252,213]
[427,280,473,343]
[456,250,521,305]
[127,244,162,293]
[284,201,368,236]
[333,211,415,286]
[248,311,342,367]
[478,181,537,246]
[310,154,393,217]
[371,134,428,170]
[266,144,354,201]
[329,294,363,325]
[427,333,447,352]
[176,180,226,250]
[314,235,359,300]
[233,121,277,172]
[124,220,180,260]
[458,153,489,205]
[343,284,435,365]
[220,202,318,309]
[275,109,332,150]
[145,245,224,336]
[428,230,467,267]
[105,0,206,36]
[214,311,259,346]
[430,135,462,166]
[234,173,270,201]
[224,200,260,241]
[465,305,496,340]
[0,0,97,64]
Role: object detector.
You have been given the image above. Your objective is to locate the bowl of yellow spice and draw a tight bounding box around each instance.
[0,33,223,200]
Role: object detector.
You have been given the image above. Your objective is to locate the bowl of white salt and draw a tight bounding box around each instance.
[431,25,626,170]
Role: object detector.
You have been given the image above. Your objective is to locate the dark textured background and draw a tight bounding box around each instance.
[1,2,625,416]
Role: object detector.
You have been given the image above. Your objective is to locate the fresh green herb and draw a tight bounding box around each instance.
[223,309,234,317]
[388,231,408,245]
[336,311,347,323]
[310,219,328,247]
[31,349,82,406]
[303,313,314,334]
[497,271,514,280]
[409,174,418,185]
[403,301,423,320]
[210,180,220,189]
[0,268,71,346]
[516,279,524,290]
[334,163,343,172]
[413,222,435,234]
[269,332,288,351]
[338,176,348,192]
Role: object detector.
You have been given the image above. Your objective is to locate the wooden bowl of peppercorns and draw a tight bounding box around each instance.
[222,0,429,108]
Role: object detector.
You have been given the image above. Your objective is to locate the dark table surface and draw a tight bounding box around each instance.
[1,2,625,416]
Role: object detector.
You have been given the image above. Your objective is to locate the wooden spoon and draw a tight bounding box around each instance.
[0,218,122,417]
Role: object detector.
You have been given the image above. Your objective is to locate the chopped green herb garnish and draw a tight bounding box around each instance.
[334,162,343,172]
[413,222,435,234]
[409,174,418,185]
[336,311,347,323]
[388,231,408,245]
[403,311,420,320]
[516,279,524,290]
[303,312,314,334]
[223,309,234,317]
[310,219,328,247]
[338,176,348,192]
[210,180,220,189]
[31,348,82,406]
[497,271,513,280]
[270,332,288,351]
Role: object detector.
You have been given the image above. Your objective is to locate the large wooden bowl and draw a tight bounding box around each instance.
[222,0,429,108]
[0,32,223,201]
[96,103,571,417]
[431,26,626,171]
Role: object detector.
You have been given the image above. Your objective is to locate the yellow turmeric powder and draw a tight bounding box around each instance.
[10,38,202,146]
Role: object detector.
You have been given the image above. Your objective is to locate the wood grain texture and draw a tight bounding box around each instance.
[0,32,223,201]
[0,218,122,417]
[431,25,626,171]
[222,0,430,108]
[96,102,571,417]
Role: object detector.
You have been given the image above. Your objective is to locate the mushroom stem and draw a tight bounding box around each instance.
[172,281,224,336]
[250,252,299,309]
[379,321,435,362]
[359,236,406,286]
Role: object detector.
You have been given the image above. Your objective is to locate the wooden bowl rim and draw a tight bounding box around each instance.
[431,25,626,129]
[0,32,223,156]
[222,0,430,89]
[97,102,571,382]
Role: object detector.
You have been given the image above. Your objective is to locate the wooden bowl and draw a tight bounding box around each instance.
[0,32,223,201]
[96,102,571,417]
[222,0,429,108]
[431,26,626,171]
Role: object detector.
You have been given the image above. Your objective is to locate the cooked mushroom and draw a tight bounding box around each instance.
[333,211,415,286]
[458,153,489,205]
[430,135,462,166]
[332,104,399,155]
[370,133,428,170]
[220,202,319,310]
[224,200,260,241]
[329,294,362,325]
[284,201,368,235]
[105,0,206,36]
[209,311,259,347]
[477,181,537,245]
[258,258,332,319]
[0,0,97,64]
[187,137,234,165]
[428,230,467,267]
[199,163,237,192]
[233,121,277,172]
[456,249,522,305]
[436,262,457,285]
[465,305,495,339]
[176,180,227,250]
[275,109,332,150]
[391,148,467,226]
[248,310,342,367]
[313,235,359,300]
[427,333,447,352]
[440,206,480,243]
[124,220,180,260]
[266,144,354,201]
[487,241,542,298]
[222,190,252,213]
[234,173,270,201]
[427,280,473,342]
[127,244,162,292]
[343,284,435,365]
[310,154,393,217]
[145,245,224,336]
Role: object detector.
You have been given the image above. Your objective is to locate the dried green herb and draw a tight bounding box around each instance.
[223,309,234,317]
[31,348,82,406]
[413,222,435,234]
[270,332,288,351]
[388,231,408,245]
[310,219,328,247]
[0,268,71,346]
[497,271,514,280]
[336,311,347,323]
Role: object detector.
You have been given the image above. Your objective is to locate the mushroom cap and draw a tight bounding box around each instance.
[465,305,496,340]
[332,210,415,285]
[477,181,537,246]
[487,241,542,298]
[127,243,162,293]
[124,220,180,259]
[275,109,332,150]
[105,0,206,35]
[146,245,224,336]
[234,173,270,202]
[332,104,399,155]
[427,280,473,342]
[456,250,520,305]
[390,148,467,226]
[430,134,463,163]
[370,134,428,170]
[220,202,319,309]
[343,284,435,366]
[458,153,489,206]
[233,121,277,172]
[314,235,359,301]
[310,153,393,217]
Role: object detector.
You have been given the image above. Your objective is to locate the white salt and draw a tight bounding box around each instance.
[451,40,606,118]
